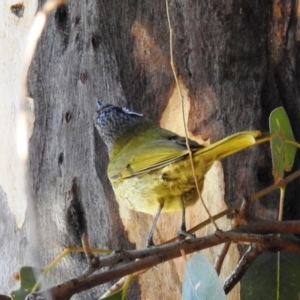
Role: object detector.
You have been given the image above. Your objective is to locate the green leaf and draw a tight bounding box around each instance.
[10,266,42,300]
[102,289,125,300]
[102,275,133,300]
[269,107,296,182]
[241,251,300,299]
[182,253,226,300]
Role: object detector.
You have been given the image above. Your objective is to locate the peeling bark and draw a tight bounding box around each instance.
[1,1,300,299]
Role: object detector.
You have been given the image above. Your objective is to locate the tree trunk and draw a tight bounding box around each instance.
[1,0,300,299]
[0,0,38,296]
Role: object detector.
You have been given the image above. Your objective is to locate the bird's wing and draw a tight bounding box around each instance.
[108,137,201,181]
[195,130,262,160]
[108,130,263,181]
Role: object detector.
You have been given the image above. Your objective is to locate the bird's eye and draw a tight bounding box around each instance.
[122,107,143,117]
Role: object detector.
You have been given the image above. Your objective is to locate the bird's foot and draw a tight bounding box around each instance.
[146,237,157,248]
[177,224,196,240]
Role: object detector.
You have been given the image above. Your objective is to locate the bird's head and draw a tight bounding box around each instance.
[95,102,144,151]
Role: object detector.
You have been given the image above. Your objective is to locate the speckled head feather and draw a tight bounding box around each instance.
[95,102,144,151]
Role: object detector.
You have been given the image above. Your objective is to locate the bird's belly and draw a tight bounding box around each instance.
[111,158,208,215]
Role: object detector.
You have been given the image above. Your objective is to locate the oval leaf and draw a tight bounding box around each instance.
[269,107,296,182]
[182,253,226,300]
[241,251,300,299]
[11,266,42,300]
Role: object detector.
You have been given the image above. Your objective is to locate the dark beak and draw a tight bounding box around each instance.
[97,101,102,109]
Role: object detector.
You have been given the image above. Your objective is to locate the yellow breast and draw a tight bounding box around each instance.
[110,155,212,215]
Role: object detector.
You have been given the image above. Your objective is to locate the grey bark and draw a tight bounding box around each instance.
[2,0,299,299]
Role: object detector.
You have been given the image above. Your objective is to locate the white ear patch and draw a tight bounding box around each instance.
[122,107,143,117]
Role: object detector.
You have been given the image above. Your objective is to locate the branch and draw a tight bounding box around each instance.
[27,221,300,299]
[223,244,264,294]
[214,242,231,274]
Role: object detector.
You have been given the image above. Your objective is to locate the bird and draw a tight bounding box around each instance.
[95,101,264,246]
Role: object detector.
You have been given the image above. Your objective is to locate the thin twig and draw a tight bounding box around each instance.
[250,169,300,201]
[81,233,101,274]
[223,244,263,294]
[214,242,231,275]
[29,224,300,299]
[237,197,251,223]
[163,204,239,244]
[278,187,285,221]
[165,0,218,230]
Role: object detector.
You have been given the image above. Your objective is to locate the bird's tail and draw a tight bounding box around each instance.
[195,130,269,161]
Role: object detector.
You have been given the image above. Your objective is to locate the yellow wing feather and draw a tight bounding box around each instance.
[108,139,191,180]
[195,130,261,160]
[108,130,262,181]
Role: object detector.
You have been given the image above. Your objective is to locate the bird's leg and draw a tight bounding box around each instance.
[147,203,163,247]
[177,198,196,239]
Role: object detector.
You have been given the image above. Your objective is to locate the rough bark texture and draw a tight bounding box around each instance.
[0,0,39,296]
[1,0,299,299]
